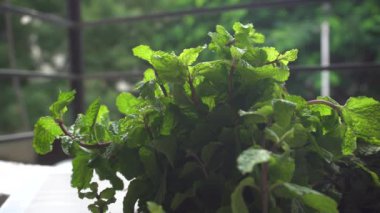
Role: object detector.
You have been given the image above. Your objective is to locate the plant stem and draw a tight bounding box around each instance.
[261,163,269,213]
[56,119,73,138]
[153,69,168,97]
[307,99,341,112]
[260,136,269,213]
[143,116,154,140]
[55,119,110,149]
[188,75,202,113]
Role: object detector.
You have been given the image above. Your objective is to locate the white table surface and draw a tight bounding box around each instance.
[0,160,127,213]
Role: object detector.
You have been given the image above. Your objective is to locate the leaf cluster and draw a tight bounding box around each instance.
[33,22,380,213]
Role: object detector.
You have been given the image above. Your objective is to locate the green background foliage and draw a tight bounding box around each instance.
[1,0,380,134]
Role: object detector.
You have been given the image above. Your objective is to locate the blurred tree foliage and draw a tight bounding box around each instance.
[0,0,379,133]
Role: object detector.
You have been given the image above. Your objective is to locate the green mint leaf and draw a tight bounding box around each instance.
[72,153,93,189]
[342,97,380,144]
[151,51,186,83]
[153,136,177,166]
[262,47,279,62]
[355,161,380,186]
[273,99,296,127]
[49,90,76,119]
[116,92,139,115]
[91,157,124,190]
[83,98,101,128]
[237,148,271,174]
[96,105,110,125]
[243,48,267,67]
[88,204,102,213]
[139,147,160,178]
[160,111,175,136]
[231,177,255,213]
[90,182,98,193]
[32,116,63,154]
[133,45,154,63]
[201,142,221,165]
[208,25,233,56]
[170,188,194,210]
[143,68,156,82]
[230,46,246,60]
[342,126,357,155]
[100,188,116,200]
[179,45,206,66]
[269,154,295,183]
[275,183,338,213]
[116,147,144,180]
[147,201,166,213]
[285,95,307,110]
[123,178,150,213]
[264,127,280,143]
[248,65,290,82]
[201,96,216,111]
[279,49,298,64]
[233,22,264,47]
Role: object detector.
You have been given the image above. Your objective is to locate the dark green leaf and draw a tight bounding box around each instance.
[123,178,150,213]
[71,153,93,189]
[201,142,221,165]
[160,111,175,136]
[91,157,124,190]
[116,146,144,180]
[88,204,100,213]
[171,188,195,210]
[139,147,160,179]
[153,136,177,166]
[231,177,255,213]
[269,154,295,183]
[273,99,296,127]
[275,183,338,213]
[100,188,116,200]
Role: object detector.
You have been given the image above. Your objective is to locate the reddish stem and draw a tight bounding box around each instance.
[56,119,110,149]
[307,99,341,112]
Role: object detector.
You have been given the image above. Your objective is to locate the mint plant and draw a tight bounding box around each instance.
[33,22,380,213]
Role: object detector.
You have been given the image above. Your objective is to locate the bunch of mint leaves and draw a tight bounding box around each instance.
[33,22,380,213]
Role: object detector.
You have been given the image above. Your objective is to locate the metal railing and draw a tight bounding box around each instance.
[0,0,379,144]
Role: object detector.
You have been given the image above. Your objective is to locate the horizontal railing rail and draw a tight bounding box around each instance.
[1,63,379,80]
[1,0,329,28]
[0,3,73,27]
[0,131,33,144]
[81,0,326,27]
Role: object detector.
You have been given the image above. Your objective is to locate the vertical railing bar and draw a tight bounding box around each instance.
[67,0,84,116]
[4,0,30,130]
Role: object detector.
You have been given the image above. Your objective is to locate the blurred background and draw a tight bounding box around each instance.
[0,0,379,164]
